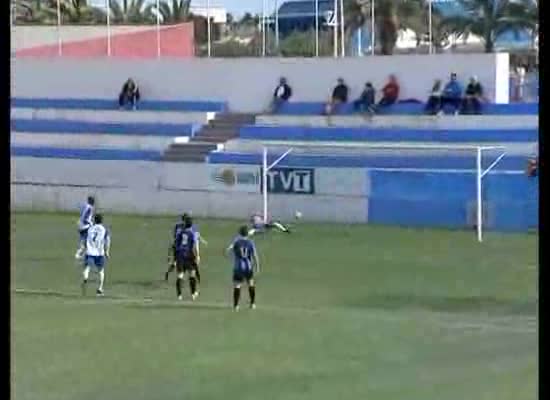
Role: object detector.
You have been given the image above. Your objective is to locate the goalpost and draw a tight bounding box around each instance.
[260,143,507,242]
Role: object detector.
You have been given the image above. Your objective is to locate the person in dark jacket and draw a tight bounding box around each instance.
[269,77,292,113]
[119,78,140,110]
[440,73,463,114]
[325,78,349,115]
[461,76,484,114]
[353,82,376,114]
[425,79,443,115]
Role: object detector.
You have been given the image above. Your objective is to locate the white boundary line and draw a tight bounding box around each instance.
[13,288,536,334]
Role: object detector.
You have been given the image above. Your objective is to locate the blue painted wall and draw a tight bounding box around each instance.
[368,170,538,232]
[240,125,538,143]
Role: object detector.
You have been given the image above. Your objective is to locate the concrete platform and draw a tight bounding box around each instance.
[256,115,539,130]
[12,107,213,125]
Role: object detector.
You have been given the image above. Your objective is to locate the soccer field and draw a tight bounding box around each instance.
[12,212,538,400]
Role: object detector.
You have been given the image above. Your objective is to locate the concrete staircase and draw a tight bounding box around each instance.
[162,113,256,162]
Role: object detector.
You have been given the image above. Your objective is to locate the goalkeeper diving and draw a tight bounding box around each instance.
[249,213,292,235]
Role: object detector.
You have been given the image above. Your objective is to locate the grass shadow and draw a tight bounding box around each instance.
[348,293,537,316]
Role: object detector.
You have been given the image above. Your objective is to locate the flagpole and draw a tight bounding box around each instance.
[56,0,62,56]
[340,0,345,57]
[428,0,433,54]
[333,0,338,57]
[106,0,111,56]
[275,0,280,50]
[262,0,267,57]
[370,0,375,55]
[156,0,161,57]
[207,0,211,57]
[315,0,319,56]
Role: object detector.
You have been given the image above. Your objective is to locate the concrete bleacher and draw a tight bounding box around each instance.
[12,98,228,112]
[274,101,538,115]
[256,115,539,130]
[12,108,212,125]
[238,125,538,143]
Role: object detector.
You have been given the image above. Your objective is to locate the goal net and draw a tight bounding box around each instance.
[253,141,522,242]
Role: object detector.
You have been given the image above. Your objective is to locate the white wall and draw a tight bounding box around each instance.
[11,158,369,223]
[12,54,510,112]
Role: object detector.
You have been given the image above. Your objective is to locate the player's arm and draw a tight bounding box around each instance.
[104,233,111,259]
[224,242,234,257]
[199,236,208,246]
[193,239,200,263]
[252,245,260,273]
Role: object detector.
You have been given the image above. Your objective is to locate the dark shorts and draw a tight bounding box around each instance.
[79,228,89,242]
[233,268,253,283]
[176,253,197,273]
[85,255,105,269]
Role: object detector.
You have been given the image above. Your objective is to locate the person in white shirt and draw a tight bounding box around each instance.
[82,214,111,296]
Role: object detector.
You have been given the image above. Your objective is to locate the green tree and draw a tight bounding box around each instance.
[441,0,538,52]
[109,0,154,24]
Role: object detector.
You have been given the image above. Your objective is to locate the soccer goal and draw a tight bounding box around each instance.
[259,142,508,242]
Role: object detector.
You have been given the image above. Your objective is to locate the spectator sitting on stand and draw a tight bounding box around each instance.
[119,78,140,110]
[440,73,463,115]
[353,82,376,115]
[377,74,400,109]
[325,78,349,115]
[269,77,292,113]
[461,76,484,114]
[424,79,443,115]
[526,156,538,177]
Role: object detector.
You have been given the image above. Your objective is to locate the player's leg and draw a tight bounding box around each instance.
[165,245,176,281]
[232,271,243,311]
[81,256,91,295]
[271,221,291,233]
[75,229,87,259]
[175,262,184,300]
[96,257,106,296]
[246,271,256,309]
[187,263,198,300]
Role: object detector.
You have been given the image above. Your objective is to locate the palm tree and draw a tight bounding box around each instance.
[109,0,154,24]
[441,0,538,52]
[155,0,190,24]
[59,0,106,24]
[344,0,427,55]
[15,0,58,23]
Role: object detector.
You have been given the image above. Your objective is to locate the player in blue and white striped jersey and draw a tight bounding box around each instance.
[75,196,95,260]
[82,214,111,296]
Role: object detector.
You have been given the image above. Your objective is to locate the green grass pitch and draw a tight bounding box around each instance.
[12,212,537,400]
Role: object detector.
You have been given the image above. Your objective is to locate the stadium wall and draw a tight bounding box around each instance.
[11,157,536,231]
[13,53,509,112]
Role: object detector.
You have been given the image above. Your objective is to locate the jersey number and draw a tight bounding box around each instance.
[239,246,249,259]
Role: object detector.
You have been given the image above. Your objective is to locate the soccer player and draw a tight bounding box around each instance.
[75,196,95,259]
[174,216,200,301]
[165,213,207,282]
[249,213,291,235]
[81,214,110,296]
[226,226,260,311]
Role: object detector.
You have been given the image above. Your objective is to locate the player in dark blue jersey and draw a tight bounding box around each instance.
[225,226,260,310]
[174,216,200,300]
[165,213,207,283]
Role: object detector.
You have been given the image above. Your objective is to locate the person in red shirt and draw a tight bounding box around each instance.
[378,74,400,108]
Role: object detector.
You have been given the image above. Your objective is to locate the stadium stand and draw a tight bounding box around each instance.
[272,101,538,115]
